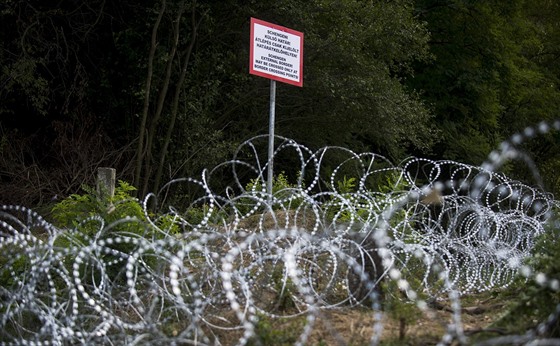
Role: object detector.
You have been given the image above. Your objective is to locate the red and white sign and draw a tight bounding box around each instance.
[250,18,304,87]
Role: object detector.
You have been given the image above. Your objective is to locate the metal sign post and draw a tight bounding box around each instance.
[249,18,304,197]
[267,79,276,197]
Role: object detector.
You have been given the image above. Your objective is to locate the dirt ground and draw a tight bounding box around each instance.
[249,292,509,345]
[306,303,502,345]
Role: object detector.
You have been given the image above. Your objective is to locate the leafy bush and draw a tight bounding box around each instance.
[247,314,302,346]
[51,181,143,230]
[50,180,179,282]
[325,170,409,224]
[236,172,303,216]
[52,180,180,235]
[492,215,560,336]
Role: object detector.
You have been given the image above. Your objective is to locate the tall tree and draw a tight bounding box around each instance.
[133,0,207,196]
[209,0,437,161]
[1,0,439,205]
[519,0,560,192]
[411,0,560,171]
[134,0,440,196]
[0,0,138,205]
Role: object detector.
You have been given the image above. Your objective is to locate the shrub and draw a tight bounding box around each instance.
[236,172,303,216]
[492,214,560,336]
[49,180,179,282]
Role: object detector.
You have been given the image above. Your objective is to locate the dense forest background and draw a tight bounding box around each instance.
[1,0,560,207]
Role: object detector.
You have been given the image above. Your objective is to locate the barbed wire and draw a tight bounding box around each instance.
[1,121,560,345]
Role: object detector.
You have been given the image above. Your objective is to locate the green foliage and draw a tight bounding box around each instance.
[337,176,357,194]
[270,266,298,312]
[242,0,436,159]
[245,171,296,195]
[327,171,409,223]
[52,180,182,237]
[247,315,301,346]
[326,174,367,223]
[182,203,214,226]
[0,57,50,116]
[237,172,302,215]
[540,158,560,196]
[412,0,560,166]
[0,0,430,205]
[3,0,560,207]
[0,250,30,288]
[49,180,180,281]
[51,181,145,233]
[381,273,426,341]
[492,217,560,336]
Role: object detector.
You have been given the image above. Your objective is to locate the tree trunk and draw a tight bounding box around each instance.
[141,3,186,197]
[153,3,204,193]
[134,0,166,192]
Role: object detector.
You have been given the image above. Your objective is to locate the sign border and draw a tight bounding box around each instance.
[249,17,304,87]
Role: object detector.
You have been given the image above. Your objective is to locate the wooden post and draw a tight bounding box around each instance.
[97,167,116,201]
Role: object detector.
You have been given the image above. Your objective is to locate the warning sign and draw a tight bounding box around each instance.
[250,18,304,87]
